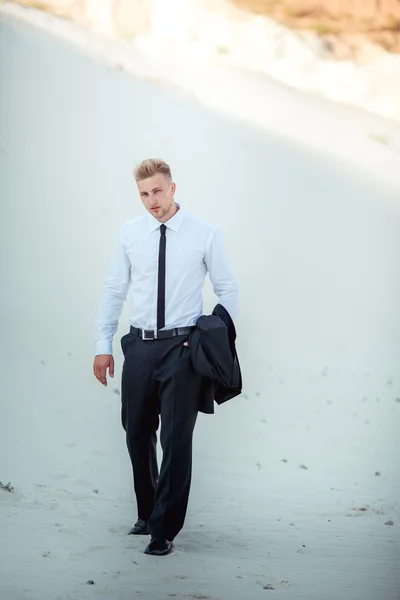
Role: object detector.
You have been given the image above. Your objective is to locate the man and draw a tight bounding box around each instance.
[93,158,239,556]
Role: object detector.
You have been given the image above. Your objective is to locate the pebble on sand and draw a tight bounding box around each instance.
[384,520,394,526]
[86,580,95,585]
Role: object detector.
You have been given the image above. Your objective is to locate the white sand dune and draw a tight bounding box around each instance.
[0,7,399,600]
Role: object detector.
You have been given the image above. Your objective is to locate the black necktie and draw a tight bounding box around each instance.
[157,224,166,330]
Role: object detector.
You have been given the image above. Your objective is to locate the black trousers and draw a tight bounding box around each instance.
[120,332,203,541]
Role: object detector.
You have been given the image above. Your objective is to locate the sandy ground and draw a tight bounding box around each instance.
[1,7,400,600]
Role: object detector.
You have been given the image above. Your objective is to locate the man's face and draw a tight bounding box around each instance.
[138,173,176,222]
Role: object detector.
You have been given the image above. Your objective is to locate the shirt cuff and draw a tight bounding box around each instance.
[95,341,113,356]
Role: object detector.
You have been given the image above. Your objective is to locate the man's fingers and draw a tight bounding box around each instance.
[93,356,114,386]
[96,366,107,386]
[183,342,189,347]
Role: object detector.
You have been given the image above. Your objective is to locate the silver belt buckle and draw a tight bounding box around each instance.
[142,329,157,340]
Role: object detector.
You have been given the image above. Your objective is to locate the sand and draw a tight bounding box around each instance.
[0,5,399,600]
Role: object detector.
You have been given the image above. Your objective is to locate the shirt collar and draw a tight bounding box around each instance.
[147,203,184,232]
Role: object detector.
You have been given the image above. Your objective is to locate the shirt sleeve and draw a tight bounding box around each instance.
[95,227,131,356]
[204,228,239,319]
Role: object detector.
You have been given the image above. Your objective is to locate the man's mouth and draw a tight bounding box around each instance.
[151,206,160,211]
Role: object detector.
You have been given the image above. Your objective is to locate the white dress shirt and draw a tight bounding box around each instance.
[95,206,239,356]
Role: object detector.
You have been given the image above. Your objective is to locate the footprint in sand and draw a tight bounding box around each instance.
[58,505,88,518]
[252,576,291,590]
[85,545,113,554]
[52,473,70,481]
[71,478,93,487]
[91,449,104,457]
[186,596,218,599]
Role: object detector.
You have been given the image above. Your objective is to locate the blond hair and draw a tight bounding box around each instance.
[134,158,172,182]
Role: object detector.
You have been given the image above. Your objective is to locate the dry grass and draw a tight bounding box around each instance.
[369,132,390,145]
[231,0,400,52]
[385,15,400,32]
[10,0,81,21]
[10,0,400,53]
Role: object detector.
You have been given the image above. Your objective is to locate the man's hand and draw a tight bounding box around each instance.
[93,354,114,386]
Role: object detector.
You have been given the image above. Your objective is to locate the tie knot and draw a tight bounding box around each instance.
[160,224,166,235]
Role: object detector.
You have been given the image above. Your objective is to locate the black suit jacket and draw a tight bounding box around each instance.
[189,304,242,414]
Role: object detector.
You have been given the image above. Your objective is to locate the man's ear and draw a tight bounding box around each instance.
[171,182,176,195]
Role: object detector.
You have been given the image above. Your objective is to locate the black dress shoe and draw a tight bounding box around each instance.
[144,537,173,556]
[128,519,150,535]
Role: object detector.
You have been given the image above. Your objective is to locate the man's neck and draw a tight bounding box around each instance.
[158,202,179,224]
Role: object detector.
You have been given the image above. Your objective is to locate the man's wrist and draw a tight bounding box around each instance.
[95,341,113,356]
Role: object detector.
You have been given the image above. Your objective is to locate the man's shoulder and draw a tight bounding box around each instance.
[182,211,220,234]
[119,215,147,238]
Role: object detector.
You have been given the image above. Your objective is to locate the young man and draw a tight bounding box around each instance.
[93,159,239,556]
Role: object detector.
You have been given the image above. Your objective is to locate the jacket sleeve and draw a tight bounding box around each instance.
[204,228,239,319]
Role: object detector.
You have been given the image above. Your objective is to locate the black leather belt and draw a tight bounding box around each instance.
[130,326,195,340]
